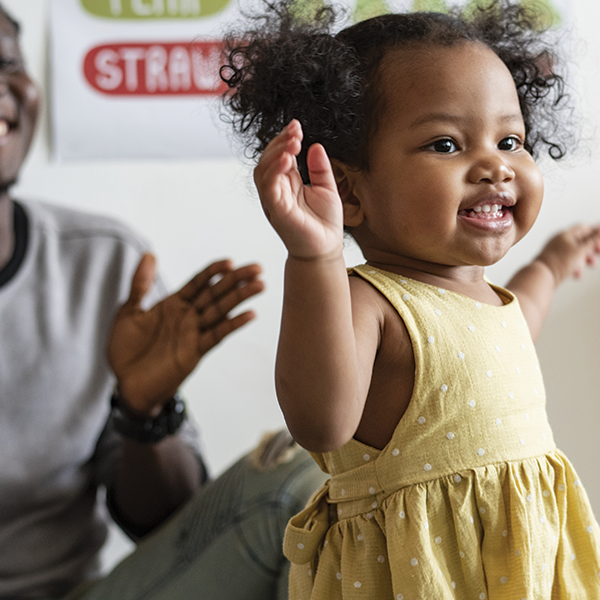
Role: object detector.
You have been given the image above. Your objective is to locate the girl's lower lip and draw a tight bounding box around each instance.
[457,208,514,232]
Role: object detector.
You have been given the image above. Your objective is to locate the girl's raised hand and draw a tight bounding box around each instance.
[254,119,344,259]
[536,223,600,286]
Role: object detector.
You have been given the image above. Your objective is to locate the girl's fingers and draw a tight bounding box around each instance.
[306,142,337,195]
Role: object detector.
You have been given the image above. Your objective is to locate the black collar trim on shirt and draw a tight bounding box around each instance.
[0,201,28,288]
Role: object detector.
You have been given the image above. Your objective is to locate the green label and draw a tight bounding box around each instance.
[80,0,231,19]
[346,0,563,27]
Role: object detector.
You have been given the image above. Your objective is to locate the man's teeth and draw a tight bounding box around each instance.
[0,121,8,136]
[472,204,502,214]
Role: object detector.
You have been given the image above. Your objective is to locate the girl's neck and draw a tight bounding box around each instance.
[365,256,504,306]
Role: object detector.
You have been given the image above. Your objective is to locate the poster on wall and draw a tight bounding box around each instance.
[50,0,570,161]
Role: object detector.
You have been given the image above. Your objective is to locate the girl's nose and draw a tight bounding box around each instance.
[468,153,515,184]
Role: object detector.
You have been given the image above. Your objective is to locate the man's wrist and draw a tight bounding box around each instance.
[110,388,187,444]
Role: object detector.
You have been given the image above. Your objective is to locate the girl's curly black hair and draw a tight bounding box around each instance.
[220,0,571,182]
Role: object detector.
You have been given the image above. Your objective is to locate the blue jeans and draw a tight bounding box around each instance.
[63,443,327,600]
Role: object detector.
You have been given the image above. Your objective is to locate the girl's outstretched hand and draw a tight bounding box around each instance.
[254,119,344,259]
[536,223,600,286]
[108,254,264,416]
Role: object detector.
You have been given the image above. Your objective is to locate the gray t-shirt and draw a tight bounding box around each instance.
[0,200,198,598]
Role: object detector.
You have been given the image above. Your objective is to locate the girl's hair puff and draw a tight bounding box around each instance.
[221,0,571,182]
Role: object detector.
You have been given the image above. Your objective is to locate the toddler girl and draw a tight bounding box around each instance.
[222,1,600,598]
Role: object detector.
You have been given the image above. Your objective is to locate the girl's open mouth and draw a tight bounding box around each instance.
[458,203,513,231]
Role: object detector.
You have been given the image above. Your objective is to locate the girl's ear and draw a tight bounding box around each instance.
[330,159,365,228]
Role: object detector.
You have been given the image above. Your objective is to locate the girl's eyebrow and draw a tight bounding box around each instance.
[408,112,524,130]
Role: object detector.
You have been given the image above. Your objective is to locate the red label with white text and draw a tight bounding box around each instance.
[83,41,227,96]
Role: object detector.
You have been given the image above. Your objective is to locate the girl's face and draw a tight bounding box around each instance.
[342,41,544,274]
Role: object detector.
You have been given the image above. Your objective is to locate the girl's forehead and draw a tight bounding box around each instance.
[378,42,516,102]
[374,42,523,128]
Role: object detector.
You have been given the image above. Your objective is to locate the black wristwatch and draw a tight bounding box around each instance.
[110,390,187,444]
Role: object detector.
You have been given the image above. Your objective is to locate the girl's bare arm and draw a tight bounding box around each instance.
[506,224,600,340]
[255,121,379,452]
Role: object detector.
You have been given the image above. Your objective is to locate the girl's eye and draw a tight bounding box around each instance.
[498,136,522,151]
[428,139,457,153]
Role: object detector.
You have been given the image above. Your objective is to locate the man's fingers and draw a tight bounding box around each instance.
[178,259,234,302]
[123,253,157,310]
[195,272,264,329]
[198,310,257,352]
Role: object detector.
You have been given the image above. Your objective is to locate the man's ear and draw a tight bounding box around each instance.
[330,159,365,228]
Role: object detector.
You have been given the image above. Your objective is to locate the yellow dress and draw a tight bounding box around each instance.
[283,265,600,599]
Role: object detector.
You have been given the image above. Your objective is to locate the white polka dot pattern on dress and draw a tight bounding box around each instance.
[363,454,370,462]
[354,581,361,588]
[377,555,385,563]
[478,448,485,456]
[458,351,465,359]
[297,543,304,550]
[392,448,399,456]
[446,432,455,439]
[500,577,508,584]
[440,384,448,392]
[424,463,432,471]
[435,309,442,315]
[410,558,418,566]
[369,486,376,494]
[469,400,476,408]
[435,536,442,544]
[403,294,410,301]
[454,474,462,483]
[468,325,475,332]
[427,335,435,343]
[417,416,426,424]
[399,511,405,519]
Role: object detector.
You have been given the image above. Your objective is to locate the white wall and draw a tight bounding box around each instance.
[6,0,600,570]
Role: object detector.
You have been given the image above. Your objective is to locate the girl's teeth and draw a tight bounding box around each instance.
[472,204,501,214]
[0,121,8,137]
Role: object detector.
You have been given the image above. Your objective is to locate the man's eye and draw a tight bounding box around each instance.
[498,136,521,151]
[429,139,457,153]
